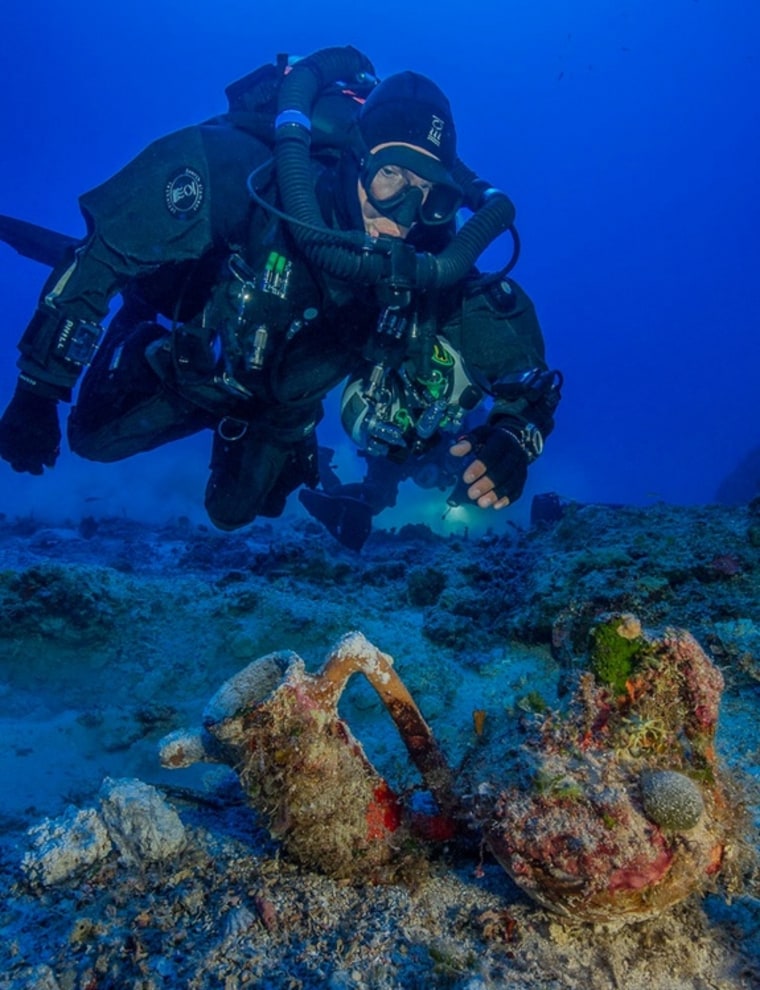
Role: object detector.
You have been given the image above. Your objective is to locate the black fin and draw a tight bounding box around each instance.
[0,214,78,268]
[299,489,373,552]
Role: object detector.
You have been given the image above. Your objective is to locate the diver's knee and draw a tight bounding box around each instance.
[207,513,250,532]
[68,422,126,463]
[204,423,315,529]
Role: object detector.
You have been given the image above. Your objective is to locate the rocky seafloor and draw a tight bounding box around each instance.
[0,497,758,989]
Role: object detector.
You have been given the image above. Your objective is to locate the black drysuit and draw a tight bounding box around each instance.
[10,117,556,528]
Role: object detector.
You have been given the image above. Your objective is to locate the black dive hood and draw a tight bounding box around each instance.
[274,46,518,294]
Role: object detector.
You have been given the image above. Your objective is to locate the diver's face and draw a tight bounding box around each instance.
[358,143,436,239]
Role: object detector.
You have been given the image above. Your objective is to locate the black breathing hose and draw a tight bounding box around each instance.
[274,46,518,289]
[416,160,517,289]
[275,45,375,279]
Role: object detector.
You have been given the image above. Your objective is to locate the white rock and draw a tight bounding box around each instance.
[99,776,186,864]
[22,806,112,886]
[5,964,62,989]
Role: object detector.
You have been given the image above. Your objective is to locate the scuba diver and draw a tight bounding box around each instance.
[0,46,561,530]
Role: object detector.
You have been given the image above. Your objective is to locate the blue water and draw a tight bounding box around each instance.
[1,0,758,528]
[1,11,759,977]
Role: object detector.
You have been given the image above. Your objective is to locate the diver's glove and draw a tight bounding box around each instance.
[0,379,62,474]
[448,420,543,507]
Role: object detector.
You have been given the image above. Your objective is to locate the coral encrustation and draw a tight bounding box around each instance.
[476,620,732,922]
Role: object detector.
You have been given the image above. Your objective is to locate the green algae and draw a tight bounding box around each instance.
[588,614,645,694]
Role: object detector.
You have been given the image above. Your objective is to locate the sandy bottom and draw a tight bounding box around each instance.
[0,505,758,988]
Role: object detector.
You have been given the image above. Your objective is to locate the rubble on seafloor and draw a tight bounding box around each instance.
[0,498,758,988]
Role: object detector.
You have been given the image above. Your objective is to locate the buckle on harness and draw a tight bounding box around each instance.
[54,317,104,367]
[217,417,249,442]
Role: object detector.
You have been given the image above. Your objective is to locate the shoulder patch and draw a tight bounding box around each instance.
[165,167,205,218]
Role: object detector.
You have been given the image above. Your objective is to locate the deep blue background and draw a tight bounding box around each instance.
[1,0,758,530]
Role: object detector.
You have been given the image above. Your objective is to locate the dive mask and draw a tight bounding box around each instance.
[360,146,463,227]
